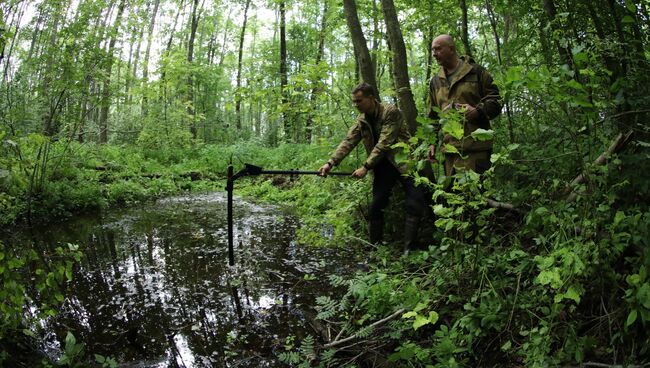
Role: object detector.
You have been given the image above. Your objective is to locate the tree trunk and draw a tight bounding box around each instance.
[606,0,626,65]
[371,0,380,91]
[381,0,417,133]
[537,17,553,67]
[42,1,66,137]
[280,0,290,139]
[459,0,472,57]
[541,0,572,67]
[127,4,146,105]
[235,0,251,131]
[342,0,377,95]
[484,0,501,65]
[2,1,28,81]
[483,0,515,143]
[141,0,160,117]
[187,0,200,139]
[305,0,329,143]
[585,2,619,82]
[98,0,126,143]
[217,7,233,67]
[424,26,433,104]
[0,7,5,66]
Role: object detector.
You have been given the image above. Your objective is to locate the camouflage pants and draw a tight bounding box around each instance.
[443,149,492,177]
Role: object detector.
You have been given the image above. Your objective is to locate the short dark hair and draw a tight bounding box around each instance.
[352,82,376,97]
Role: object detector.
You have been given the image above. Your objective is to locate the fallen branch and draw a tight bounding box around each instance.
[322,308,405,349]
[486,198,525,215]
[580,362,649,368]
[565,130,633,202]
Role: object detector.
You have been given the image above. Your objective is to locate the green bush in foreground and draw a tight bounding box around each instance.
[278,153,650,367]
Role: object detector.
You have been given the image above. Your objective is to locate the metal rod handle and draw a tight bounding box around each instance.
[260,170,352,176]
[226,165,234,266]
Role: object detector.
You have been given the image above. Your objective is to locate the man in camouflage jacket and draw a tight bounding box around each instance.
[319,83,426,253]
[427,34,502,176]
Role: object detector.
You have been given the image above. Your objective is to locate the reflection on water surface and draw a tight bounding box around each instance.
[8,193,355,367]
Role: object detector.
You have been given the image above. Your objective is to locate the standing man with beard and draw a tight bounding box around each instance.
[319,83,427,253]
[427,34,502,176]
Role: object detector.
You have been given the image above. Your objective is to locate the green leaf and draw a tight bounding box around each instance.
[570,97,593,108]
[626,309,638,327]
[613,211,626,227]
[442,119,464,140]
[428,311,439,325]
[65,331,76,347]
[621,15,635,24]
[413,315,430,330]
[564,285,581,303]
[443,144,459,154]
[638,283,650,309]
[413,301,429,312]
[536,268,562,289]
[402,311,418,318]
[470,129,494,141]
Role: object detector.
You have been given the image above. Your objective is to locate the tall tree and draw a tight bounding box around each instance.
[0,8,5,66]
[380,0,417,133]
[541,0,572,68]
[459,0,472,57]
[187,0,201,138]
[141,0,160,117]
[279,0,289,139]
[235,0,251,131]
[343,0,377,94]
[98,0,127,143]
[305,0,330,143]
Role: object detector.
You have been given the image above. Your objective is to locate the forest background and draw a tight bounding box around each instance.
[1,0,650,366]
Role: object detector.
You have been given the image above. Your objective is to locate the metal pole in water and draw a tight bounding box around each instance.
[226,165,235,266]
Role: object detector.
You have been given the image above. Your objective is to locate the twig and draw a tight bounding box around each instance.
[513,151,578,162]
[593,109,650,125]
[323,308,405,349]
[506,272,522,331]
[344,234,378,249]
[333,326,345,342]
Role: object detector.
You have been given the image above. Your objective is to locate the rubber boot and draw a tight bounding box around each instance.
[369,219,383,245]
[403,215,420,255]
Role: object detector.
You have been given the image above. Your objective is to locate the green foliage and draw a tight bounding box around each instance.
[55,332,85,367]
[0,241,82,365]
[94,354,118,368]
[0,0,648,367]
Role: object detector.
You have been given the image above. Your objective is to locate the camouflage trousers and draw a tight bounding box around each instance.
[443,149,492,177]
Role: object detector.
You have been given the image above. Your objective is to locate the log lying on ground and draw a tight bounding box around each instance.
[487,129,634,212]
[486,198,526,215]
[565,130,634,202]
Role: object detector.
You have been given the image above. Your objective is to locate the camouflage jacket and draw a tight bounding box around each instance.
[328,102,410,174]
[426,56,502,153]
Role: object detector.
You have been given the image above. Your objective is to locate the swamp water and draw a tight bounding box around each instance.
[6,193,359,367]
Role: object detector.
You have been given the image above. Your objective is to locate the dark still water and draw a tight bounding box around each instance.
[6,193,357,367]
